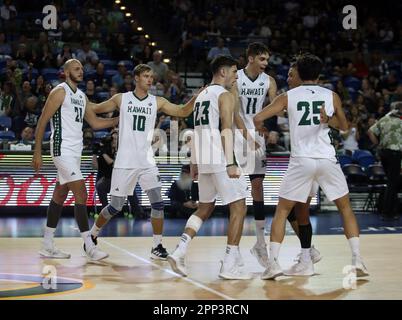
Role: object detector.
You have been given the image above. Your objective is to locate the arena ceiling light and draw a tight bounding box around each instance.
[137,27,143,31]
[125,13,131,17]
[115,0,121,3]
[120,6,126,10]
[163,58,170,64]
[145,34,150,39]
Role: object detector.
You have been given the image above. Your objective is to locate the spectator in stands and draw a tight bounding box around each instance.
[368,103,402,220]
[85,80,96,102]
[83,128,94,151]
[207,37,231,61]
[23,96,40,127]
[0,0,17,32]
[93,62,108,91]
[56,44,76,67]
[62,14,82,42]
[35,44,54,69]
[0,32,11,56]
[110,33,131,61]
[120,74,134,93]
[76,40,99,71]
[168,164,198,218]
[0,82,13,117]
[8,125,34,150]
[165,71,185,104]
[266,131,286,153]
[147,51,169,84]
[341,115,360,156]
[179,133,192,157]
[111,61,126,88]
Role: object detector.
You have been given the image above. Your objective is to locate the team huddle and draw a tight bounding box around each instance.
[31,42,369,280]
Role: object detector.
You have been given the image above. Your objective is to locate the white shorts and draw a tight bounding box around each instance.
[53,156,83,185]
[279,157,348,203]
[110,166,162,197]
[198,171,248,205]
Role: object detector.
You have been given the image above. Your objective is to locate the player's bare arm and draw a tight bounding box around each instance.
[230,83,260,149]
[332,92,348,131]
[84,98,119,130]
[156,93,197,118]
[219,92,239,178]
[90,93,122,114]
[31,87,66,172]
[320,103,340,130]
[254,93,287,132]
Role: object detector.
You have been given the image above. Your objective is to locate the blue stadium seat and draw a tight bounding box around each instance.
[96,92,110,101]
[44,131,52,141]
[94,130,108,140]
[100,59,117,70]
[105,69,118,81]
[344,76,362,91]
[338,154,353,167]
[120,60,134,70]
[0,116,12,130]
[0,130,15,140]
[353,149,375,169]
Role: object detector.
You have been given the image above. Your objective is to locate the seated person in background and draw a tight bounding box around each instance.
[8,125,35,150]
[93,132,144,217]
[266,130,286,153]
[168,165,199,218]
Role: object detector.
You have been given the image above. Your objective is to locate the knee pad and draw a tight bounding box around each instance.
[146,187,164,218]
[101,196,125,219]
[185,215,203,233]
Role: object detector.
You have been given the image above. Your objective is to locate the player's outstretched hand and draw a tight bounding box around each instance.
[31,152,42,173]
[227,165,241,179]
[320,103,329,124]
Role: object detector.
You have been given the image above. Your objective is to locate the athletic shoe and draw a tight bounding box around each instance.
[261,259,283,280]
[284,259,314,276]
[250,243,269,268]
[294,245,322,264]
[39,241,71,259]
[151,244,168,260]
[219,260,252,280]
[353,255,369,277]
[236,248,245,267]
[167,247,187,277]
[310,245,322,264]
[83,243,109,261]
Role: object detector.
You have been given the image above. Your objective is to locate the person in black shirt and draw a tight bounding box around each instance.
[168,165,199,218]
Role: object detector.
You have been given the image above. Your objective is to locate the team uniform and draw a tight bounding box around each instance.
[234,69,269,176]
[193,85,248,205]
[279,85,348,203]
[50,82,86,185]
[110,91,161,196]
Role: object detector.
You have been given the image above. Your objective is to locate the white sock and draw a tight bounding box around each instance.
[269,242,281,262]
[224,244,238,262]
[348,237,360,257]
[153,234,162,248]
[44,226,56,241]
[301,248,311,262]
[177,233,191,253]
[81,231,94,250]
[91,224,101,238]
[255,220,266,246]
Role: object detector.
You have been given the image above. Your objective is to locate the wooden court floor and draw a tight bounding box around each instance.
[0,234,401,300]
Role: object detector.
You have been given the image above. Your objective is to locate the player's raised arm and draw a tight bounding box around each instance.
[331,92,348,131]
[90,93,122,114]
[31,87,66,172]
[84,97,119,130]
[253,93,287,131]
[156,93,198,118]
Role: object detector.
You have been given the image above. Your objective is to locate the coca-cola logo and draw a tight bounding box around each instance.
[0,173,96,206]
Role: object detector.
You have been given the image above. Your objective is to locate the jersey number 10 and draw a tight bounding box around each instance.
[297,101,324,126]
[133,115,146,131]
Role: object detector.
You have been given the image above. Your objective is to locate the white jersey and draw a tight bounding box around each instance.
[193,84,229,174]
[50,82,86,157]
[287,85,336,160]
[114,92,158,169]
[236,69,270,147]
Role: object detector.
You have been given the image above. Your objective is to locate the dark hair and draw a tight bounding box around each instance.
[133,64,152,77]
[246,42,269,57]
[210,55,238,75]
[295,54,323,81]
